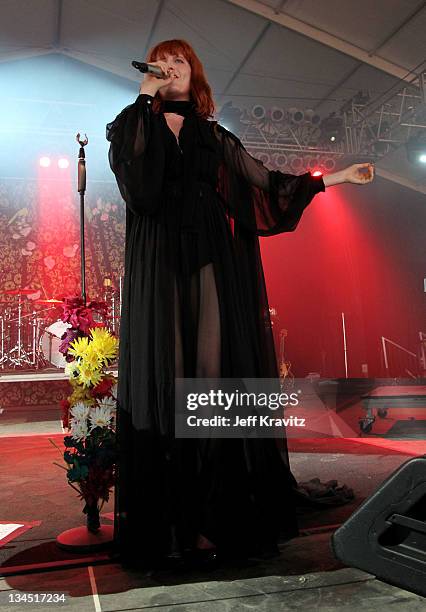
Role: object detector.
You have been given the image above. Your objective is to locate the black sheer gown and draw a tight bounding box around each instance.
[106,93,325,565]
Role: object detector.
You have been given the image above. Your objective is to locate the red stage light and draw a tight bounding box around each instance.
[58,158,70,169]
[39,156,51,168]
[312,170,323,177]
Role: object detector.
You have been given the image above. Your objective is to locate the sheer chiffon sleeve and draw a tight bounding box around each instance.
[106,94,165,216]
[215,124,325,236]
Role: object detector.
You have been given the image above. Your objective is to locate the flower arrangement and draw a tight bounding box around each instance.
[49,296,119,533]
[59,295,109,361]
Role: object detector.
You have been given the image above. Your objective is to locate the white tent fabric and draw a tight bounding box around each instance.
[1,0,425,191]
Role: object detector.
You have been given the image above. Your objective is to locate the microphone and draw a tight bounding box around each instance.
[131,61,168,79]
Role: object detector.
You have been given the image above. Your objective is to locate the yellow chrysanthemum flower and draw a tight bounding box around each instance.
[68,336,89,360]
[83,342,103,370]
[76,362,103,388]
[89,327,109,341]
[88,327,118,364]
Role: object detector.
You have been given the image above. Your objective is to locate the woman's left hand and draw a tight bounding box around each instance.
[343,162,375,184]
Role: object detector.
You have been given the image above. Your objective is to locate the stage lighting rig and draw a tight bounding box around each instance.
[319,112,344,144]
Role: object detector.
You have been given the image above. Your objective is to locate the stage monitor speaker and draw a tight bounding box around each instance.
[331,455,426,597]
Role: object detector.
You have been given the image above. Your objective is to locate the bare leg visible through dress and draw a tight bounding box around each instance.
[174,263,221,379]
[174,263,221,549]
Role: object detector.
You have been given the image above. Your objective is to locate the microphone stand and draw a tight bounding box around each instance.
[76,133,88,306]
[56,133,114,553]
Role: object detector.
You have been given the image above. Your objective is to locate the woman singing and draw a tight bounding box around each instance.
[106,38,374,569]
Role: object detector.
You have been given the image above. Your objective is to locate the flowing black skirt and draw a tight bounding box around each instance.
[114,184,299,564]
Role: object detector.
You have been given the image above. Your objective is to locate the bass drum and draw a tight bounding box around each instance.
[39,320,70,368]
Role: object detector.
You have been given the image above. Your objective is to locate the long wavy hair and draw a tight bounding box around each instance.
[146,39,215,119]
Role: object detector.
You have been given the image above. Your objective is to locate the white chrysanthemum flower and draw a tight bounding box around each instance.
[97,396,116,411]
[65,360,79,378]
[70,401,90,421]
[70,417,89,441]
[89,404,114,431]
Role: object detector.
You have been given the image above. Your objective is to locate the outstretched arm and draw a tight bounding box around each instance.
[216,124,326,236]
[323,163,375,187]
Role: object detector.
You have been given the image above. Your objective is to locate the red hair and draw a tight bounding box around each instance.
[146,39,215,119]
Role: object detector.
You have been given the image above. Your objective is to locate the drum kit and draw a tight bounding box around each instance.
[0,277,122,370]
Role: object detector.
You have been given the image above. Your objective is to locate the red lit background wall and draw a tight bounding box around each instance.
[0,179,125,308]
[1,172,424,380]
[261,176,426,378]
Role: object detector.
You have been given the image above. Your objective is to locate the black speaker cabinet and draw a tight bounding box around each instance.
[331,455,426,597]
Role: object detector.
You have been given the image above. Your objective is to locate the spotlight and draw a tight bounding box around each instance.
[305,109,321,126]
[257,152,271,166]
[321,157,336,171]
[353,90,370,105]
[272,153,287,168]
[319,112,344,144]
[306,156,319,170]
[288,108,305,124]
[406,134,426,166]
[58,158,69,169]
[270,107,285,122]
[39,156,51,167]
[251,104,266,120]
[312,170,323,177]
[289,154,303,171]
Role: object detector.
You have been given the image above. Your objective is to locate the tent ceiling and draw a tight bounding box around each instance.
[1,0,425,192]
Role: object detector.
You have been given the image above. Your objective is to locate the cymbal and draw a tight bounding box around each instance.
[34,299,63,305]
[4,288,37,295]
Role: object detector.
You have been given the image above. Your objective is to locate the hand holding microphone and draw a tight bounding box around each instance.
[135,60,176,96]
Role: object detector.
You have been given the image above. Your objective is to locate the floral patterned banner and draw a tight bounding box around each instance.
[0,179,125,302]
